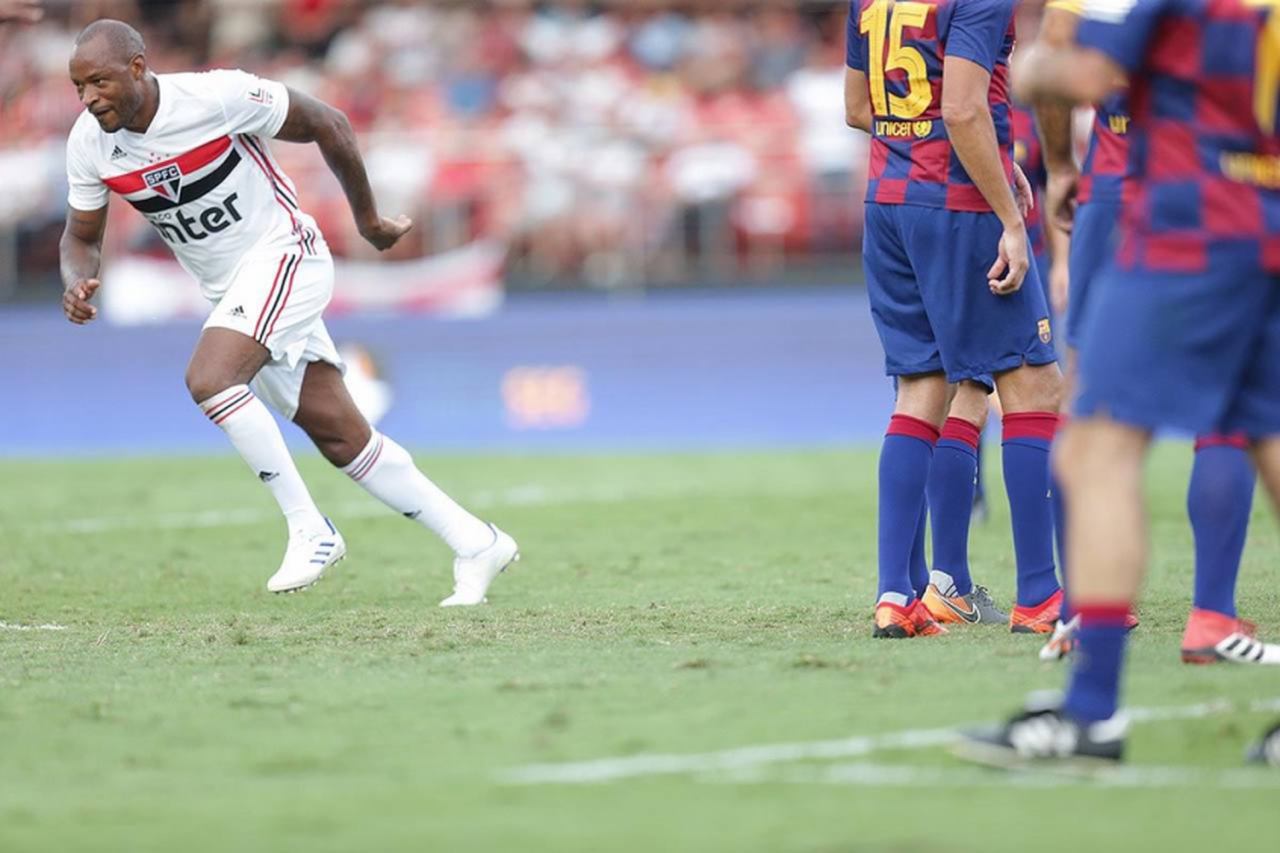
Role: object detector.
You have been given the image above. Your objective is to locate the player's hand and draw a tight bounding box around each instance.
[0,0,43,23]
[1046,169,1079,234]
[1013,163,1035,220]
[1049,259,1070,318]
[359,214,413,252]
[989,224,1030,296]
[63,278,100,325]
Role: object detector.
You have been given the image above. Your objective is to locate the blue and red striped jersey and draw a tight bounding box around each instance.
[846,0,1016,212]
[1011,101,1047,255]
[1078,0,1280,272]
[1077,94,1132,205]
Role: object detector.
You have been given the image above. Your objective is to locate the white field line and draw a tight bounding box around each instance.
[0,622,68,631]
[24,483,678,536]
[501,697,1280,785]
[722,762,1280,789]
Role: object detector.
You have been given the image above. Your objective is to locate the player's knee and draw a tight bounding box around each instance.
[185,365,237,405]
[894,373,949,425]
[998,363,1063,413]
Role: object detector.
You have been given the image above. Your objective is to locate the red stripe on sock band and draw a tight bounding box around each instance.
[1074,603,1132,627]
[940,417,981,450]
[347,435,384,481]
[202,389,253,422]
[211,394,255,425]
[1003,412,1059,443]
[1194,433,1249,452]
[886,414,940,445]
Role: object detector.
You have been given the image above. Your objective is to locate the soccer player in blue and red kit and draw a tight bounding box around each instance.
[846,0,1064,638]
[1033,0,1266,666]
[961,0,1280,765]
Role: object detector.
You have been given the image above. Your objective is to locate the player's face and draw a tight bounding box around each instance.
[69,51,146,133]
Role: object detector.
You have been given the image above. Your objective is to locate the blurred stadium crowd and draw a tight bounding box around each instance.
[0,0,865,301]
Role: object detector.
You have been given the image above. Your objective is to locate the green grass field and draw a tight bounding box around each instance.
[3,446,1279,852]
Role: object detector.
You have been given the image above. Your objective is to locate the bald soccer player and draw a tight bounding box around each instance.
[60,20,519,604]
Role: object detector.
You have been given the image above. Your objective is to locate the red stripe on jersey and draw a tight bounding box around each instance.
[239,136,306,245]
[102,136,232,194]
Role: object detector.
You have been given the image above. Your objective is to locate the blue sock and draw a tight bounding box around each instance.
[1189,437,1256,618]
[1064,605,1130,722]
[878,414,938,601]
[909,502,929,600]
[926,417,981,596]
[1052,468,1069,615]
[1002,412,1061,608]
[974,434,985,506]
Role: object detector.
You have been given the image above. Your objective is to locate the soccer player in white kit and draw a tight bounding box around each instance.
[59,20,519,604]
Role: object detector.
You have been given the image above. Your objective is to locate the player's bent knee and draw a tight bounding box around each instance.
[996,363,1063,414]
[185,366,239,405]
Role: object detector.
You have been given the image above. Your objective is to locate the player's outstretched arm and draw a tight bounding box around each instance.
[1033,6,1084,234]
[941,56,1027,296]
[59,205,106,325]
[273,88,411,252]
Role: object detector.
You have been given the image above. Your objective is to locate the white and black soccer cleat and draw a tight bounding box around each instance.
[267,518,346,594]
[1038,615,1080,662]
[1246,721,1280,766]
[439,524,520,607]
[953,692,1127,768]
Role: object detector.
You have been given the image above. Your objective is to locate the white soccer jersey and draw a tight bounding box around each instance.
[66,69,325,300]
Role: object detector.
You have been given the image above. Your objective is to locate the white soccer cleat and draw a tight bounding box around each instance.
[267,519,346,594]
[439,524,520,607]
[1038,615,1080,662]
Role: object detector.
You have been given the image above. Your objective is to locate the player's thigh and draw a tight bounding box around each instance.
[906,209,1057,383]
[1066,200,1121,349]
[293,358,372,453]
[184,327,272,401]
[862,204,943,379]
[1220,273,1280,439]
[1075,256,1267,435]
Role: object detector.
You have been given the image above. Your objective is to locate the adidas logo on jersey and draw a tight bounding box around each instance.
[110,145,127,160]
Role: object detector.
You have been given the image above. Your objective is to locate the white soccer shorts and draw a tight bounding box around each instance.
[203,249,345,420]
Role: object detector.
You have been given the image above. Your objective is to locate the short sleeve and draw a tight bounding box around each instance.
[207,69,290,138]
[1077,0,1169,73]
[946,0,1015,73]
[846,1,866,71]
[66,127,107,211]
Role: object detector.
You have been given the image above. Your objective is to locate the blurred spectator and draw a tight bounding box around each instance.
[0,0,866,301]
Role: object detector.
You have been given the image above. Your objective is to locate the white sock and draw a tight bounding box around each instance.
[343,431,493,556]
[199,385,327,534]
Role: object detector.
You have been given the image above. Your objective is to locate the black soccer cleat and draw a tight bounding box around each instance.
[1246,720,1280,766]
[952,693,1127,769]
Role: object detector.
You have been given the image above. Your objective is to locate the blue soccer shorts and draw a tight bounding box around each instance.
[1066,198,1122,349]
[1075,248,1280,439]
[862,203,1058,384]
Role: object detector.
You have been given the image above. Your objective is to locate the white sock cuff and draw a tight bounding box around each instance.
[343,431,387,481]
[199,385,256,425]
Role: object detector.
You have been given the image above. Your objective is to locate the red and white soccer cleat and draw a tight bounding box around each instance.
[1181,608,1280,665]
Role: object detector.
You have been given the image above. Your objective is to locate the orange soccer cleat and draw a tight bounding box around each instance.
[874,598,948,639]
[1010,589,1064,635]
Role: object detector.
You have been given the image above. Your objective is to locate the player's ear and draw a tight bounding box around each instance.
[130,54,146,80]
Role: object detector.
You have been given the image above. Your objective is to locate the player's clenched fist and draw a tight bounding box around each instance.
[63,278,100,325]
[359,214,413,252]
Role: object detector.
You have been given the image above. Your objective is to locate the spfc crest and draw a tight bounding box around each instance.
[143,163,182,201]
[1038,318,1052,344]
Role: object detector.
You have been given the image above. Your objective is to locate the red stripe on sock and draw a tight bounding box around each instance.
[212,395,255,425]
[886,414,940,445]
[940,417,981,450]
[1074,603,1132,627]
[1194,433,1249,452]
[1003,412,1059,443]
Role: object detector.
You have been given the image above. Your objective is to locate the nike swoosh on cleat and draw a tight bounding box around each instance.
[942,598,981,624]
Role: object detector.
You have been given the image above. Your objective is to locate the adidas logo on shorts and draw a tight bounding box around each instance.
[229,304,247,318]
